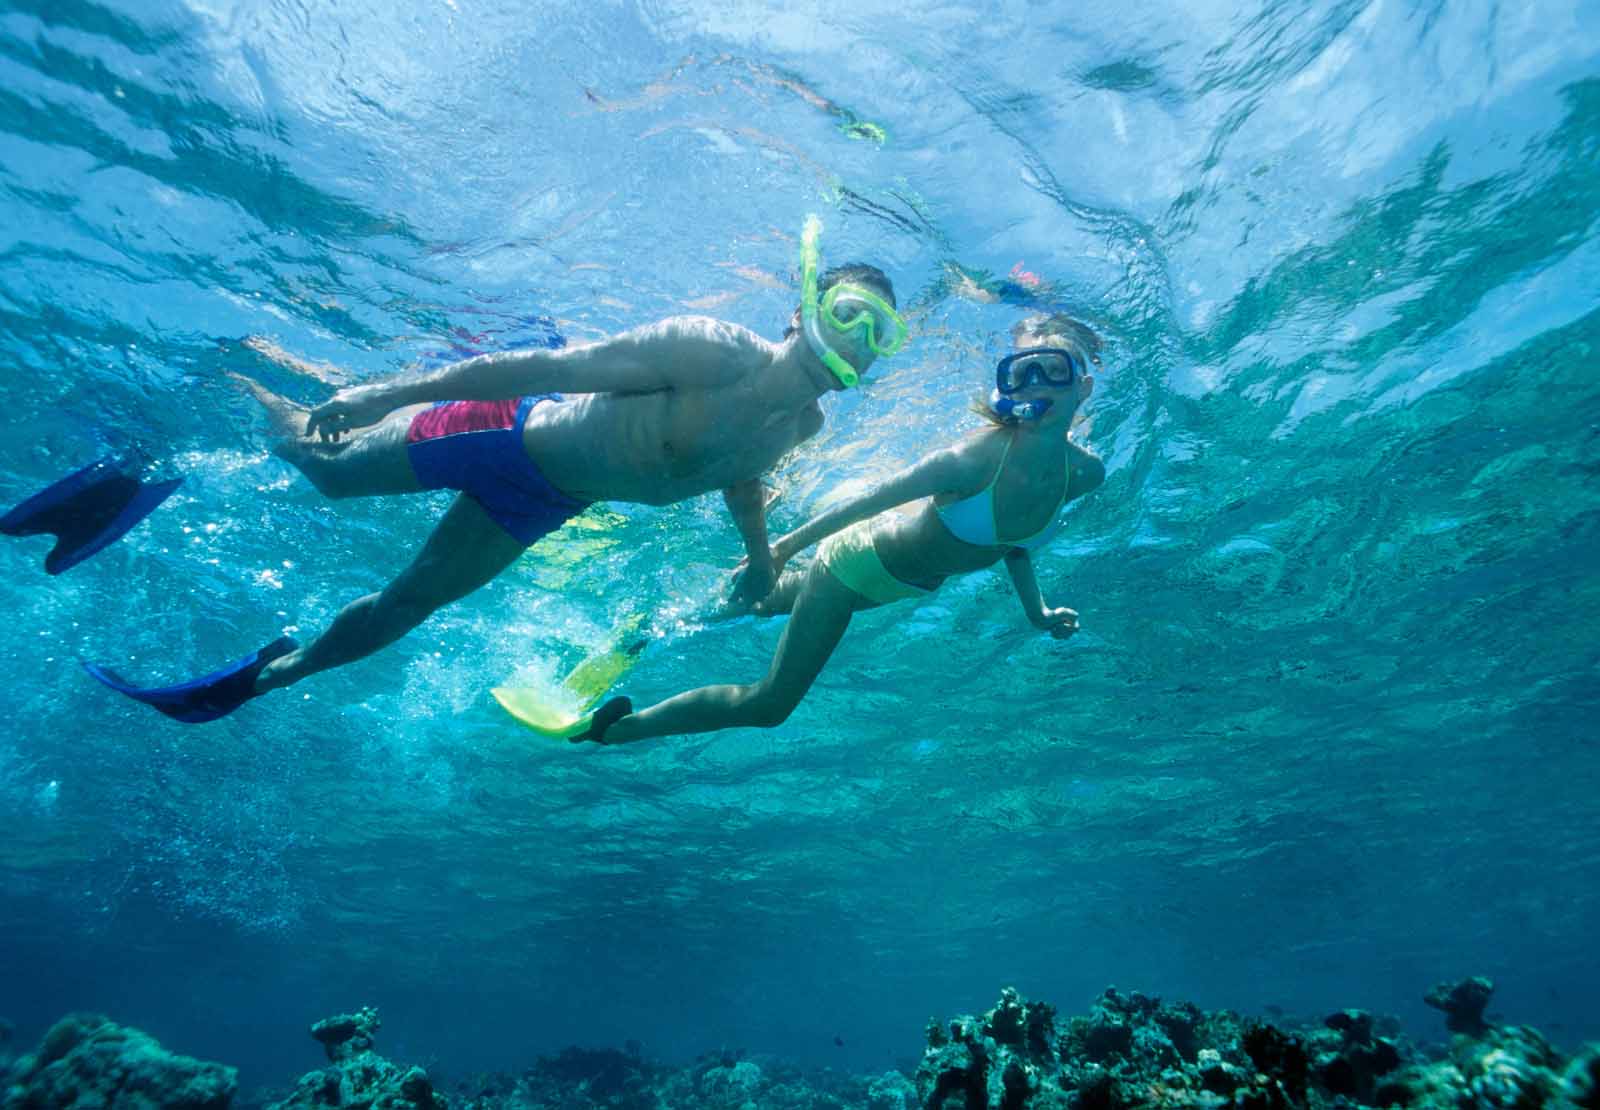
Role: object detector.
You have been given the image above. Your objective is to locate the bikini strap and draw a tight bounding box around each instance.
[995,431,1073,547]
[989,430,1019,538]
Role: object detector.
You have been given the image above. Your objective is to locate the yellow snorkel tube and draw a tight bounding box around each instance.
[799,215,907,388]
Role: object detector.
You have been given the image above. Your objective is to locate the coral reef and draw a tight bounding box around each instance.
[916,984,1261,1110]
[264,1007,445,1110]
[453,1045,668,1110]
[1,1012,235,1109]
[912,976,1596,1110]
[7,975,1596,1110]
[1425,976,1497,1036]
[1559,1045,1600,1110]
[453,1045,905,1109]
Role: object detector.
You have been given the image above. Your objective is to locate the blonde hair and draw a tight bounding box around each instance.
[1012,313,1103,365]
[971,313,1103,425]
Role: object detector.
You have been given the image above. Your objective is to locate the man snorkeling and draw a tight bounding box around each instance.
[85,217,908,723]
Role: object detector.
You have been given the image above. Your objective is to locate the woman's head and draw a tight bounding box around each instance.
[1012,313,1102,366]
[975,313,1101,426]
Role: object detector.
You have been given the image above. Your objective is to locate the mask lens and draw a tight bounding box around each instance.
[997,358,1028,393]
[996,348,1080,393]
[822,285,906,356]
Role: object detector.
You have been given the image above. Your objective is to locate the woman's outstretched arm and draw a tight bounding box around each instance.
[769,441,984,565]
[1003,548,1079,639]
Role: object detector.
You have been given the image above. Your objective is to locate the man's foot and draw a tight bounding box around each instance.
[83,636,299,724]
[226,371,313,440]
[252,645,303,695]
[242,336,351,386]
[572,696,633,744]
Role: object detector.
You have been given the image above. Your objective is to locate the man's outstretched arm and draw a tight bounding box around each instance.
[305,317,761,439]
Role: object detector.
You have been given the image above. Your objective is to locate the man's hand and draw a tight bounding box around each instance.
[307,384,399,441]
[1031,606,1080,640]
[720,477,778,614]
[726,552,778,612]
[726,523,809,613]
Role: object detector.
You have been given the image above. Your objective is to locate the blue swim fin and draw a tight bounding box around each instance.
[83,636,299,723]
[0,456,182,575]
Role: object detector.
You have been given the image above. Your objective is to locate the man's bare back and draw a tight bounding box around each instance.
[514,327,825,505]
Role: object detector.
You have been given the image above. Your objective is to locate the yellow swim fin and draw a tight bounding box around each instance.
[494,616,650,738]
[560,615,649,707]
[561,643,646,706]
[491,686,596,740]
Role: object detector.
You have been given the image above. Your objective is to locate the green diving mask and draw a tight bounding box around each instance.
[799,215,907,387]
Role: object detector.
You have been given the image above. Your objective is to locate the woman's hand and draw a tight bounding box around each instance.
[306,384,399,441]
[1032,606,1080,640]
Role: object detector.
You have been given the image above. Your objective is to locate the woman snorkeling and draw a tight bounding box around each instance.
[577,312,1107,744]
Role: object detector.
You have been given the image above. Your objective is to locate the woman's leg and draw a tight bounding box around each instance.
[604,561,867,743]
[751,563,810,616]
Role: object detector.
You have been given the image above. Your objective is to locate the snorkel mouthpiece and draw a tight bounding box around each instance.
[991,389,1053,422]
[799,215,861,387]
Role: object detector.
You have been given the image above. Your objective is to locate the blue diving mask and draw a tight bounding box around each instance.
[991,346,1085,421]
[995,347,1083,393]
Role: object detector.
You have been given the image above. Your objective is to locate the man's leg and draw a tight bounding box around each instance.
[256,494,527,693]
[604,562,864,742]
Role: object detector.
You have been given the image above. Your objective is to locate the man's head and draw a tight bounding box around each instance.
[786,264,897,338]
[790,215,905,389]
[795,263,903,389]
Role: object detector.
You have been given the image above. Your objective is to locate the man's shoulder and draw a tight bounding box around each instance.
[650,314,772,352]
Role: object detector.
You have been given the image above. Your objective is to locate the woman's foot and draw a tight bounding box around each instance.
[573,696,633,744]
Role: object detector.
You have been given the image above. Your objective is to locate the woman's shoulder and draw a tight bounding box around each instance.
[932,427,1010,503]
[964,423,1015,456]
[1066,439,1106,494]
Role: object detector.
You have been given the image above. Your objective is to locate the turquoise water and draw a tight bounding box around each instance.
[2,0,1598,1091]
